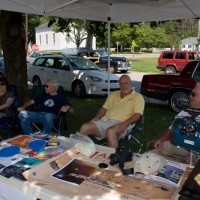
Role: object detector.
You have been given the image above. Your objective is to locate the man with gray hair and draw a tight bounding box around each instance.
[18,79,73,135]
[79,75,145,148]
[154,82,200,163]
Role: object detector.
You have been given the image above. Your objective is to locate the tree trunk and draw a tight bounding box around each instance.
[86,31,93,50]
[0,37,2,55]
[0,11,29,103]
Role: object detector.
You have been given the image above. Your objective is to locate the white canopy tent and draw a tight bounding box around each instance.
[0,0,200,93]
[0,0,199,23]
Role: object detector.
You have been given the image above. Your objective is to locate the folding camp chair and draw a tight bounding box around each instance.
[31,111,67,135]
[126,115,144,153]
[95,116,144,153]
[28,85,68,135]
[0,85,19,139]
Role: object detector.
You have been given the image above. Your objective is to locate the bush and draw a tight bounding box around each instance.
[141,49,153,53]
[134,46,141,52]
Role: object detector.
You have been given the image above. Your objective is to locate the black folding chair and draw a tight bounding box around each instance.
[126,115,144,153]
[31,111,67,135]
[29,85,68,135]
[95,116,144,153]
[0,85,19,140]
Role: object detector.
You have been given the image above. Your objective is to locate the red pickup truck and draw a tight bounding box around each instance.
[141,61,200,112]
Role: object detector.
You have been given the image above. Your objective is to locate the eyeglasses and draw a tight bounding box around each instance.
[189,91,200,97]
[0,83,5,86]
[45,84,56,88]
[44,85,49,88]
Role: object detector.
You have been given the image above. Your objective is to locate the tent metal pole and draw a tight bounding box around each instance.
[107,20,111,95]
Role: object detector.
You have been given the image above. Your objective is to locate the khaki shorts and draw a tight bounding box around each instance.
[149,141,189,163]
[93,119,128,140]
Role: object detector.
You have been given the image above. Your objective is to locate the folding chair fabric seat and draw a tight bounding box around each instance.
[95,116,144,153]
[126,115,144,153]
[0,85,19,138]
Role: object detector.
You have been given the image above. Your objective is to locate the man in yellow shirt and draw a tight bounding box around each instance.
[79,75,145,148]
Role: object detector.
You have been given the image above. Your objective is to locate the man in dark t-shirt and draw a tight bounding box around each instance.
[18,79,73,135]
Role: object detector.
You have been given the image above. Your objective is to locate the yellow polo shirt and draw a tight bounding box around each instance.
[101,90,145,122]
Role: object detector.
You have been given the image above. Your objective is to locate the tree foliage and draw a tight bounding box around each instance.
[134,23,169,48]
[44,17,112,50]
[111,23,133,51]
[47,17,87,48]
[27,16,199,50]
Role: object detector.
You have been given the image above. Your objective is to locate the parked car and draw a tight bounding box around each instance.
[0,57,30,77]
[28,55,120,97]
[27,52,53,64]
[157,50,200,74]
[141,61,200,112]
[76,49,131,73]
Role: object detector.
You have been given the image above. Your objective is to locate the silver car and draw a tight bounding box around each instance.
[28,55,120,97]
[27,52,53,64]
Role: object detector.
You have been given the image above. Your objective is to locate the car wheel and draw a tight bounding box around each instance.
[169,92,189,112]
[33,76,41,86]
[120,70,128,73]
[165,66,176,74]
[73,81,86,97]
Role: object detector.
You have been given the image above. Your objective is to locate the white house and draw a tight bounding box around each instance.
[180,37,199,51]
[35,23,96,54]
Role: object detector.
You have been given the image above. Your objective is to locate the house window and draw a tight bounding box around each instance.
[39,35,42,45]
[46,34,48,44]
[182,45,185,48]
[188,45,191,48]
[53,33,55,44]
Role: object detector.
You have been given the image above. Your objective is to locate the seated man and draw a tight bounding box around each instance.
[79,75,145,148]
[0,77,14,119]
[17,79,74,135]
[154,82,200,163]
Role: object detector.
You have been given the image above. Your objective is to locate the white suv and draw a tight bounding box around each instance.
[28,55,120,97]
[26,52,53,64]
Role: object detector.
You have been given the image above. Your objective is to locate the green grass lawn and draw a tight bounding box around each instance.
[129,57,161,73]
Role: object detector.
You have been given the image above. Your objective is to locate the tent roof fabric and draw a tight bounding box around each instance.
[0,0,199,23]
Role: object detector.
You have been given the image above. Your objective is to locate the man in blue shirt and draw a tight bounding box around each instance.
[18,79,73,135]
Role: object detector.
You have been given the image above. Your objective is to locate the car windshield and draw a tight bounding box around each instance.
[68,58,101,70]
[96,50,108,57]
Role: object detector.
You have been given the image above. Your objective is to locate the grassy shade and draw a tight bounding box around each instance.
[66,93,106,135]
[65,93,176,153]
